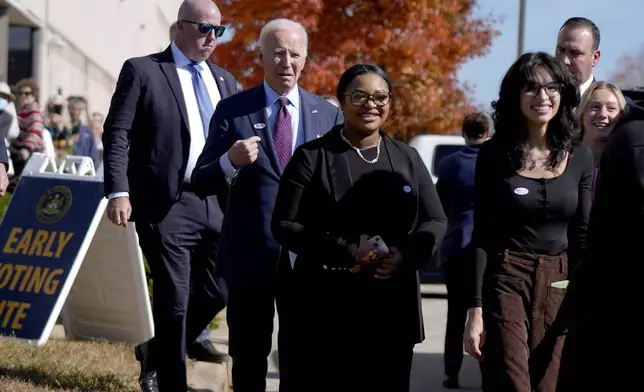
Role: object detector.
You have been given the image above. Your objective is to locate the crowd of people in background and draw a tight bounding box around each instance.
[0,76,103,190]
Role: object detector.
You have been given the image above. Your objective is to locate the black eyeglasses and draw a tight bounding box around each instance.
[179,20,226,37]
[523,82,562,97]
[345,91,391,107]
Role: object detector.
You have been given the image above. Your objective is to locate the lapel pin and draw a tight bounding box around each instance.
[317,134,322,138]
[219,76,224,81]
[254,123,266,129]
[312,110,318,114]
[403,185,411,193]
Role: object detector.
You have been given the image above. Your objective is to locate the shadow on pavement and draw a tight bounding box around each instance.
[265,350,482,392]
[411,352,482,391]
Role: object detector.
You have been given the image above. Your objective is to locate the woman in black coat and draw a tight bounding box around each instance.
[271,64,447,392]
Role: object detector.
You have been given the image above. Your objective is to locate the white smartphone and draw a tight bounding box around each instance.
[368,235,389,253]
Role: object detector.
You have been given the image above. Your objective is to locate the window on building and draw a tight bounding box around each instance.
[8,25,35,86]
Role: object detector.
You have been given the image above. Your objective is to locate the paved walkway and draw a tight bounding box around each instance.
[203,284,482,392]
[411,284,482,391]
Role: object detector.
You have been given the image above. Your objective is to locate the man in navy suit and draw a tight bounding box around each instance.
[192,18,343,392]
[102,1,236,391]
[436,112,490,389]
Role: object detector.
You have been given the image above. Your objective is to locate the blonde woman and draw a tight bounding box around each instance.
[577,82,627,196]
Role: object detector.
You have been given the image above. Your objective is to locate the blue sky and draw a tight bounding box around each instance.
[458,0,643,110]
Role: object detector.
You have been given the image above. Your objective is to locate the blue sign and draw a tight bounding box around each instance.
[0,176,104,342]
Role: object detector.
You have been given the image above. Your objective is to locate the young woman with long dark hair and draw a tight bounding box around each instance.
[463,52,594,392]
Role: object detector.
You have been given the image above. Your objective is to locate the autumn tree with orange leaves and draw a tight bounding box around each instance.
[213,0,498,140]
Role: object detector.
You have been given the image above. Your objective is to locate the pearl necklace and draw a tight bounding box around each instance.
[340,129,382,164]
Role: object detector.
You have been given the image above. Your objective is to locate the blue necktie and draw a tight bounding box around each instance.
[187,63,214,138]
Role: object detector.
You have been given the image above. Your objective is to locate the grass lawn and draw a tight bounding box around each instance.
[0,337,139,392]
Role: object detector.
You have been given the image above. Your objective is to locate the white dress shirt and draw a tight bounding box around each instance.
[219,83,302,267]
[108,42,222,199]
[579,75,594,99]
[219,82,300,182]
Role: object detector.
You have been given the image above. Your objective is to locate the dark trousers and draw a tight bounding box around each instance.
[226,258,292,392]
[556,271,635,391]
[305,322,415,392]
[136,190,227,392]
[443,260,468,379]
[287,269,416,392]
[325,339,415,392]
[482,250,567,392]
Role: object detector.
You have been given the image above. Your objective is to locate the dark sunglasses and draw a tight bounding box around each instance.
[179,20,225,37]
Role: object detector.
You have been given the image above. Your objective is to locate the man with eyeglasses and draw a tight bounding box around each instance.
[102,1,237,391]
[192,18,343,392]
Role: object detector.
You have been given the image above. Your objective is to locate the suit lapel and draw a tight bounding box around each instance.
[325,126,353,202]
[158,47,189,131]
[299,88,322,143]
[247,85,282,177]
[207,61,231,98]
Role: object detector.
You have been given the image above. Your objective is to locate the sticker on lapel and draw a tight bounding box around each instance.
[312,110,318,114]
[254,123,266,129]
[514,187,529,196]
[403,185,412,193]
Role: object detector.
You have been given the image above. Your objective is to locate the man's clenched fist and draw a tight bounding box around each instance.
[228,136,261,168]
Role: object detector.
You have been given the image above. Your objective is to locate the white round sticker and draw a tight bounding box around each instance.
[514,187,529,196]
[403,185,411,193]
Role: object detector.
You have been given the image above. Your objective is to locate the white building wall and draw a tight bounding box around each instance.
[12,0,180,115]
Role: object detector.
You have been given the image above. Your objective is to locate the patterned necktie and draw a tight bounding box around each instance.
[273,96,293,170]
[187,63,214,138]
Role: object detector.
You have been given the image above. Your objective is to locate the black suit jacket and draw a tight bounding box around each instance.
[271,126,447,342]
[103,46,238,224]
[191,84,343,282]
[557,104,644,390]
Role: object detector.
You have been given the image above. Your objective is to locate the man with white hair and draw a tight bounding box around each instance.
[192,18,343,391]
[102,0,237,391]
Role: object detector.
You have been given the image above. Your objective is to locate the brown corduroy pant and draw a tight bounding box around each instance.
[481,250,568,392]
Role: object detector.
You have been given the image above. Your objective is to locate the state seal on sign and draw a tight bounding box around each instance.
[36,186,73,224]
